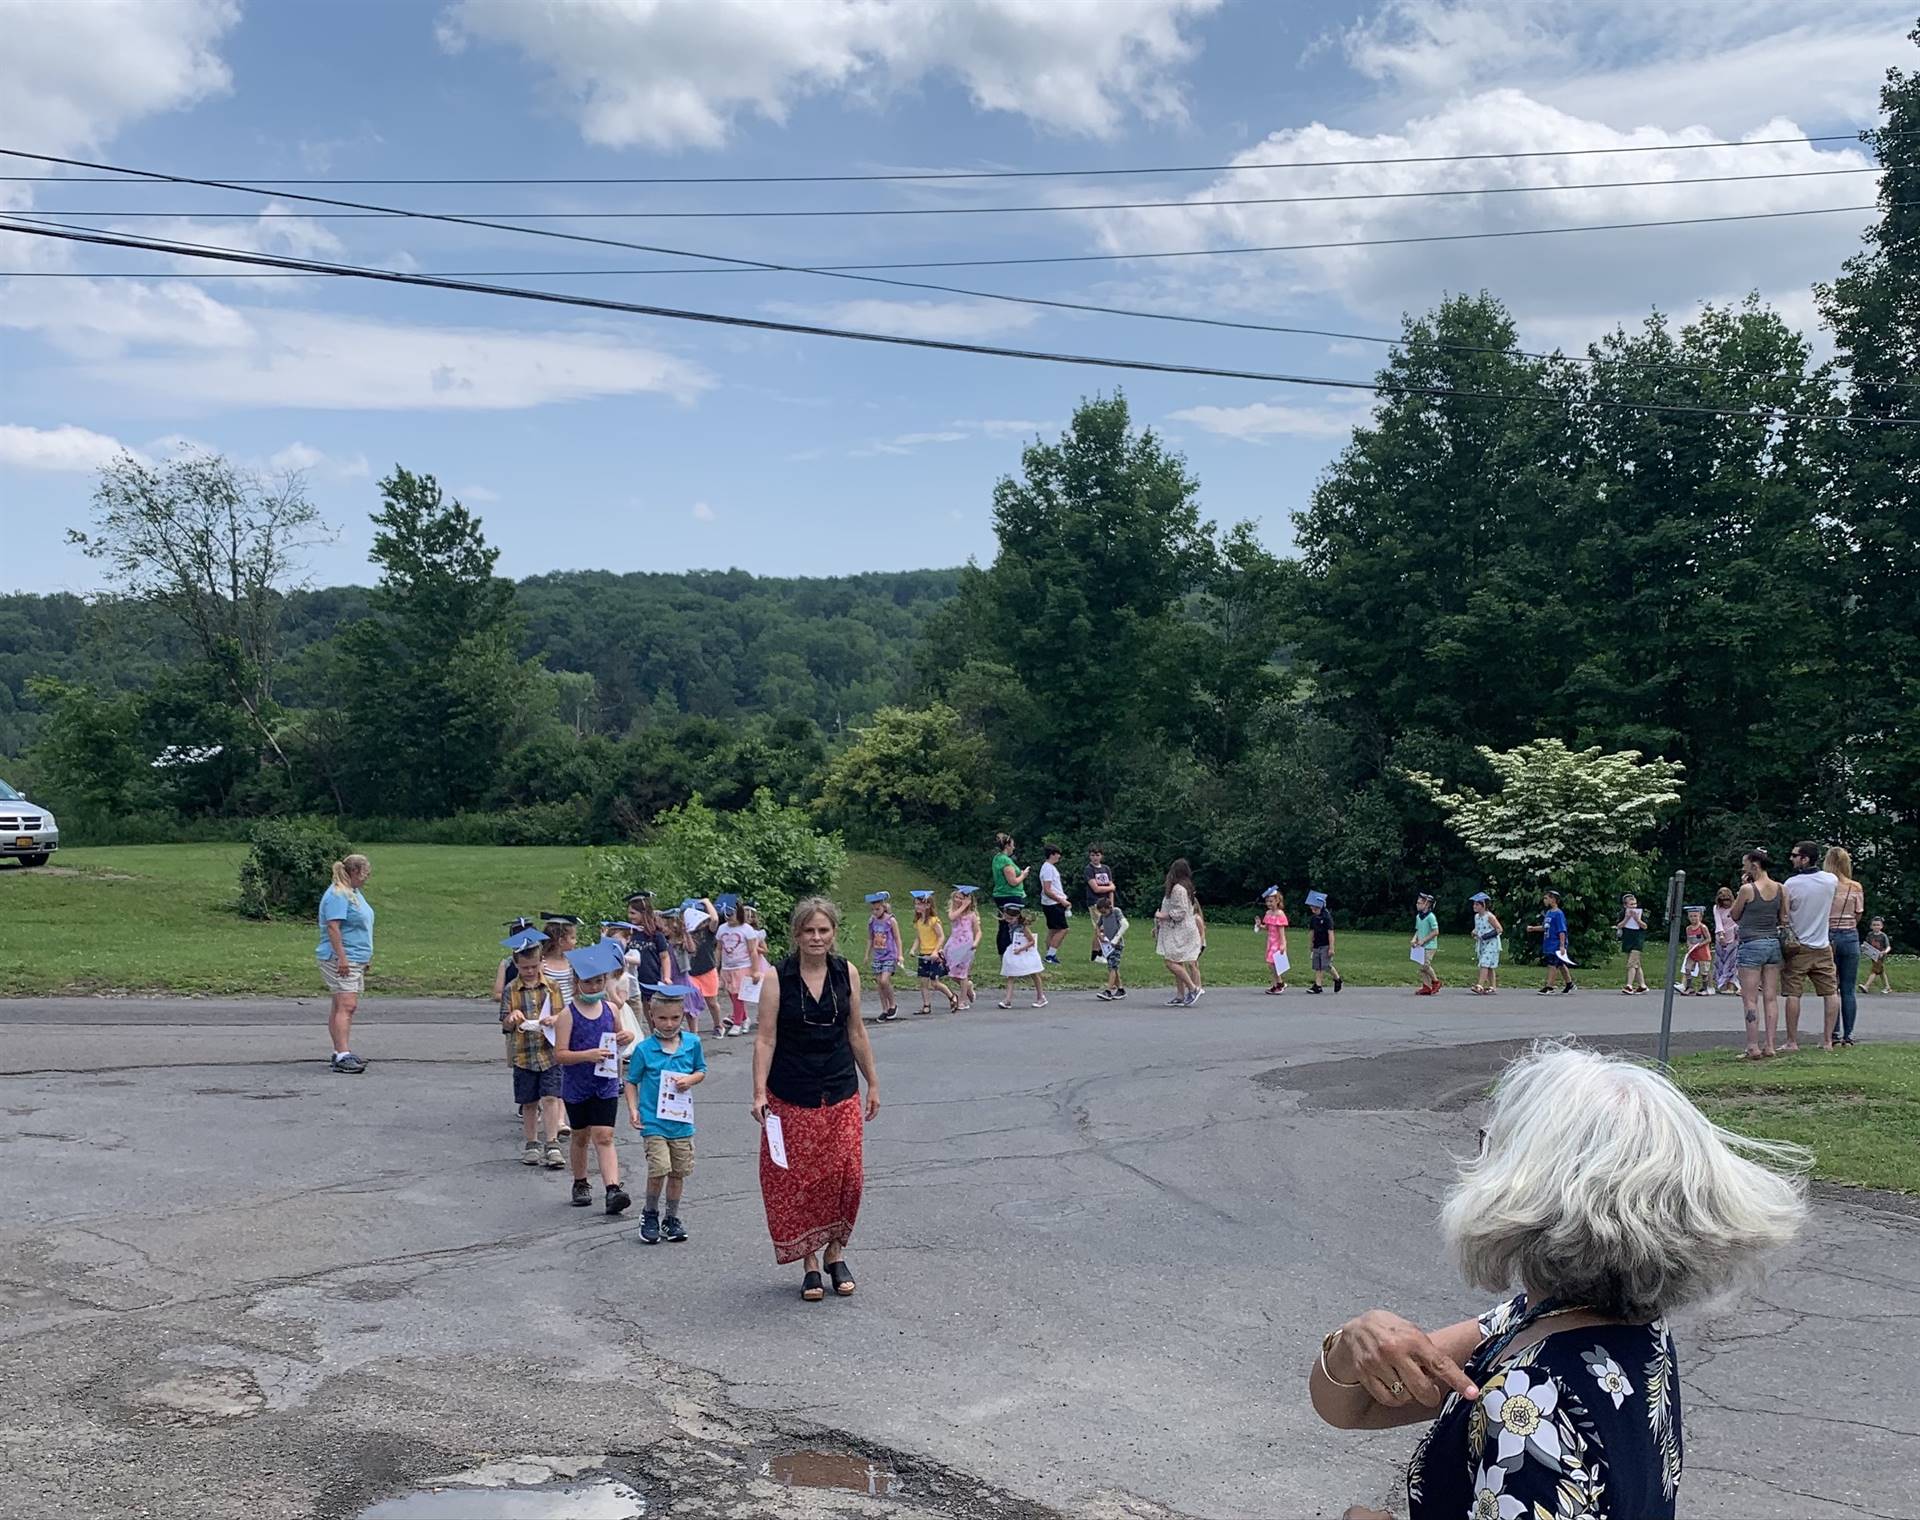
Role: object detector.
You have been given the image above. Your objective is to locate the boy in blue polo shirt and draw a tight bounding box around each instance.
[623,985,706,1245]
[1527,889,1577,995]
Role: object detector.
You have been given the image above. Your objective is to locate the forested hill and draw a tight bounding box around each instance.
[0,566,961,754]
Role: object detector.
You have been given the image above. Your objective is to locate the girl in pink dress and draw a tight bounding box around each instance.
[944,887,981,1010]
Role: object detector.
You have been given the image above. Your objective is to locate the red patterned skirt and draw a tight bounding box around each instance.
[760,1094,865,1264]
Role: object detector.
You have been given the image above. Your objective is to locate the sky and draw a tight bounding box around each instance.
[0,0,1911,594]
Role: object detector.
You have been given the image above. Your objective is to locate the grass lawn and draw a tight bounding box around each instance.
[1,843,1521,998]
[1673,1043,1920,1194]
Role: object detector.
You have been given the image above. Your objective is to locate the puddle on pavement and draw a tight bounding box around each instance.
[358,1476,646,1520]
[764,1449,903,1498]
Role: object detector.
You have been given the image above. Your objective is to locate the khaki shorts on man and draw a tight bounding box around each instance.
[1781,944,1838,999]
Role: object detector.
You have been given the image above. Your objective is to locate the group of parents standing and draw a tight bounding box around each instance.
[1726,839,1869,1058]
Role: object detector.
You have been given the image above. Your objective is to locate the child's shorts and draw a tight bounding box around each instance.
[871,954,900,976]
[1104,945,1124,971]
[645,1135,695,1179]
[564,1096,619,1131]
[512,1065,563,1105]
[1311,946,1333,972]
[917,954,949,980]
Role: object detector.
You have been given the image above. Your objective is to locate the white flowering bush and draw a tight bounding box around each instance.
[1403,739,1684,961]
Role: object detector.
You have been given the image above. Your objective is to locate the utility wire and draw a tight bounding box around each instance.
[2,217,1911,428]
[18,165,1881,220]
[0,130,1892,185]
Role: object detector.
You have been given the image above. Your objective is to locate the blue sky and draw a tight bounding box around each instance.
[0,0,1910,593]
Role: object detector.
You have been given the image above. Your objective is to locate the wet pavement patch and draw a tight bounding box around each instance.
[357,1475,646,1519]
[764,1448,903,1497]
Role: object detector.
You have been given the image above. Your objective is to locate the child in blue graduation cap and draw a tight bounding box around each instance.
[622,984,706,1245]
[552,938,638,1216]
[864,892,903,1022]
[906,890,960,1015]
[500,928,567,1169]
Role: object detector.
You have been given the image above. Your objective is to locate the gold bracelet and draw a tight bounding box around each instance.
[1319,1329,1363,1389]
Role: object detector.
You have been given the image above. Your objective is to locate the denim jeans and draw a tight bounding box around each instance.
[1831,928,1861,1039]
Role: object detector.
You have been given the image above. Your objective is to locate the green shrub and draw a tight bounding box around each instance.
[346,800,591,846]
[564,789,845,956]
[237,816,352,919]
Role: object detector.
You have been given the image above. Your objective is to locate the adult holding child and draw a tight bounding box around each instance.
[318,853,374,1075]
[752,896,881,1303]
[990,831,1029,956]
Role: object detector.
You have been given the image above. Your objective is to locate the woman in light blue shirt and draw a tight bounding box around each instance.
[317,853,375,1074]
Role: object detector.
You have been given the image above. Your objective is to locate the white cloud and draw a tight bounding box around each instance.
[1168,398,1371,441]
[456,483,501,503]
[962,417,1057,437]
[691,501,717,521]
[0,0,238,155]
[767,297,1042,341]
[267,442,371,479]
[1081,91,1881,343]
[110,205,347,269]
[1334,1,1908,130]
[438,0,1220,149]
[0,423,138,473]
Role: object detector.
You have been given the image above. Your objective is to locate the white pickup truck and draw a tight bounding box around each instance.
[0,778,59,866]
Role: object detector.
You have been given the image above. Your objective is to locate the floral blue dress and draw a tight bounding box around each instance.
[1408,1295,1683,1519]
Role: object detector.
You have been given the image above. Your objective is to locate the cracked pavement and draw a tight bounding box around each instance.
[2,988,1916,1518]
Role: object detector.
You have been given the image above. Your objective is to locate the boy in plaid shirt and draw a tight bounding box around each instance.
[500,930,566,1169]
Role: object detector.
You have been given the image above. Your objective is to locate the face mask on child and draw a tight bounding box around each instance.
[576,989,605,1005]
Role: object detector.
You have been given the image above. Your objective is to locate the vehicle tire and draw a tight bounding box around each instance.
[18,853,48,868]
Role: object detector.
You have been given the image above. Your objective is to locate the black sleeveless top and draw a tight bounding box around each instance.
[768,952,858,1107]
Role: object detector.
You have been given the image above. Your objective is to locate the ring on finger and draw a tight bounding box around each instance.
[1388,1379,1408,1399]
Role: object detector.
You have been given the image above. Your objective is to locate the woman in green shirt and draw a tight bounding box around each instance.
[990,831,1028,955]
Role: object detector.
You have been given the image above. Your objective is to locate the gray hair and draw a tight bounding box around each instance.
[1441,1044,1808,1320]
[789,895,841,942]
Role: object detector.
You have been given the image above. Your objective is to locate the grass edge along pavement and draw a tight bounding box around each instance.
[0,842,1643,998]
[1672,1043,1920,1195]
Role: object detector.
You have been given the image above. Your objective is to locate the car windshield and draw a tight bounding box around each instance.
[0,780,20,801]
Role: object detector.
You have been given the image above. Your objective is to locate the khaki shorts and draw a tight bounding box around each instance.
[644,1136,695,1180]
[1781,944,1838,998]
[320,960,366,994]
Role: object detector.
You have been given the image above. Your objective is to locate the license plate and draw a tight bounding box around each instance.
[13,837,31,849]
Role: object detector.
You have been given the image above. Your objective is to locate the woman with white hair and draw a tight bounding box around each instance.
[1310,1043,1806,1520]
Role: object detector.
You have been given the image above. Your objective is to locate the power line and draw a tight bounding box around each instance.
[0,131,1890,186]
[3,216,1911,428]
[17,166,1881,220]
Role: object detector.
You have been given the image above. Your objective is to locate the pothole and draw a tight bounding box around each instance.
[129,1368,266,1427]
[357,1475,646,1519]
[763,1448,903,1498]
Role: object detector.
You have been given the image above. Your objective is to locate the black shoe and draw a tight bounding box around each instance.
[638,1208,661,1244]
[570,1178,592,1207]
[330,1052,366,1074]
[1332,972,1343,993]
[605,1184,632,1216]
[1095,989,1113,1001]
[1560,981,1577,995]
[1307,983,1323,994]
[662,1215,688,1243]
[878,1007,900,1022]
[1112,987,1127,999]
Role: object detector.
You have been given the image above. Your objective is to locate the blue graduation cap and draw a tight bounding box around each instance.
[599,919,633,932]
[505,916,538,934]
[565,939,626,983]
[1417,889,1436,901]
[501,928,547,952]
[1305,890,1329,909]
[864,891,890,903]
[1469,892,1491,904]
[715,892,741,915]
[953,884,980,895]
[1683,904,1707,914]
[1261,885,1280,898]
[909,889,934,901]
[639,982,697,1001]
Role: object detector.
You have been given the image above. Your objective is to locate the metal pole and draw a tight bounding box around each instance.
[1657,869,1685,1068]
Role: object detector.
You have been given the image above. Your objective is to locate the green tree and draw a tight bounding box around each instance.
[338,468,537,815]
[815,703,994,852]
[1816,27,1920,927]
[1403,739,1685,961]
[23,678,150,816]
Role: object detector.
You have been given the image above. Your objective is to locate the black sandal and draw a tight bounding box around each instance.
[826,1260,856,1297]
[801,1271,825,1302]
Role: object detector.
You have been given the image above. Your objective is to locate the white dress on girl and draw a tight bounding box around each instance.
[1001,927,1044,979]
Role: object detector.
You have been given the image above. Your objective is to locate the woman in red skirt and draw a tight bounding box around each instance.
[751,895,881,1301]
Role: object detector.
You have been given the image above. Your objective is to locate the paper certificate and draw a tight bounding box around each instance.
[656,1076,694,1124]
[764,1112,790,1170]
[1270,951,1290,976]
[593,1031,620,1080]
[1409,944,1428,964]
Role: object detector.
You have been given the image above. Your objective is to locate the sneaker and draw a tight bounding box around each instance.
[571,1178,592,1207]
[638,1208,661,1244]
[1194,986,1206,998]
[1182,991,1199,1007]
[1332,972,1344,993]
[662,1215,688,1244]
[1045,952,1060,964]
[1112,987,1127,999]
[1560,981,1577,995]
[543,1143,565,1170]
[1307,984,1323,994]
[330,1052,366,1075]
[878,1007,901,1022]
[1032,996,1049,1008]
[521,1140,541,1166]
[605,1184,633,1217]
[1095,989,1114,1001]
[722,1026,739,1037]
